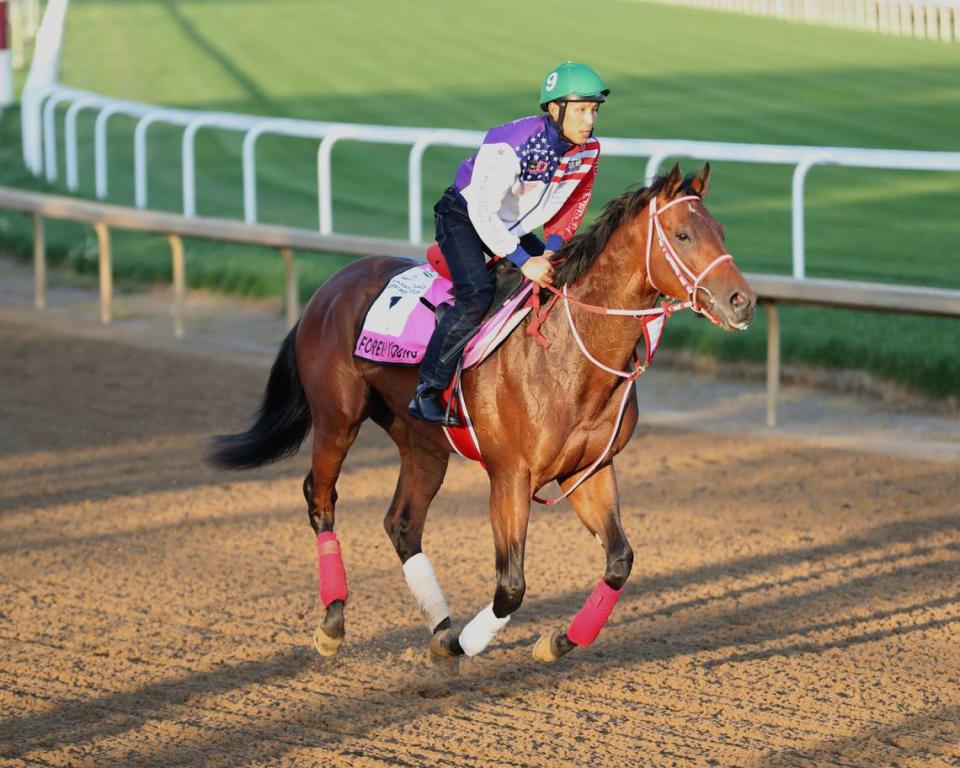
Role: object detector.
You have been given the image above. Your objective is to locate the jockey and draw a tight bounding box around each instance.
[409,61,609,426]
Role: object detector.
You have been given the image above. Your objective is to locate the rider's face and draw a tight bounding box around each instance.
[549,101,600,144]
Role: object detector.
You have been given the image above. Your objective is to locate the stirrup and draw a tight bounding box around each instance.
[408,385,462,427]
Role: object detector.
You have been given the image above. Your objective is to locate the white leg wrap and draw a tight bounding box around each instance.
[402,552,450,631]
[458,603,510,657]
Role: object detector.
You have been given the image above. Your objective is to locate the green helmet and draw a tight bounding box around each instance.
[539,61,610,111]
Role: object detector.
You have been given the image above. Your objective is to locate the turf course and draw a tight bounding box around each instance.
[1,0,958,396]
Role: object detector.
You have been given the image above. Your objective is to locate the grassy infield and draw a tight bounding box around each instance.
[1,0,958,396]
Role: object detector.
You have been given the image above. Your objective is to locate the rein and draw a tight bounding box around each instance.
[531,194,733,505]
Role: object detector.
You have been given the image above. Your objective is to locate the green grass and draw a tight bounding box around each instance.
[1,0,958,396]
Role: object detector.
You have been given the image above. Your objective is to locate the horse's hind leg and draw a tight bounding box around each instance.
[532,462,633,662]
[380,424,453,640]
[304,408,365,657]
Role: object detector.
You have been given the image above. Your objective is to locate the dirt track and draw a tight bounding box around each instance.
[1,312,959,767]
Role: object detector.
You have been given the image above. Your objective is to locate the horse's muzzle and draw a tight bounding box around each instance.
[715,286,756,331]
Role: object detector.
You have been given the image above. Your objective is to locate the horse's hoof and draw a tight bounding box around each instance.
[313,625,343,657]
[532,630,574,662]
[533,631,561,662]
[429,628,462,676]
[430,626,463,659]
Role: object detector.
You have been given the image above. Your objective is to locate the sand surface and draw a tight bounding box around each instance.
[1,267,959,767]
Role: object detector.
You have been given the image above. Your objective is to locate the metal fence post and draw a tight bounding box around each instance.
[765,302,780,427]
[644,151,671,185]
[92,103,141,200]
[408,136,432,244]
[317,136,335,234]
[242,124,262,225]
[42,90,73,183]
[94,221,112,323]
[93,105,115,200]
[317,127,351,234]
[33,212,45,309]
[134,110,190,209]
[168,234,185,338]
[406,132,480,244]
[181,116,213,217]
[133,112,156,209]
[281,247,298,328]
[790,153,830,279]
[65,96,99,192]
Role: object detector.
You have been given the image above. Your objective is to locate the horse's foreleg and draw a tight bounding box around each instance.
[434,469,531,659]
[533,462,633,662]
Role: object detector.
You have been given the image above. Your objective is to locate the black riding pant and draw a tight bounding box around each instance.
[418,187,542,390]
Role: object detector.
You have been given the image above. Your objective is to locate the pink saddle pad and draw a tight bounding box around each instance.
[354,264,532,369]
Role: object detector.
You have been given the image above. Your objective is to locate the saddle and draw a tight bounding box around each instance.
[354,244,548,462]
[354,244,530,369]
[423,243,525,328]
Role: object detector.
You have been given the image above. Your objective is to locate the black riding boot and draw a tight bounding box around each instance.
[408,383,462,427]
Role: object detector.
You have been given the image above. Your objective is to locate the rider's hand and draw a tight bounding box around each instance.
[520,255,554,288]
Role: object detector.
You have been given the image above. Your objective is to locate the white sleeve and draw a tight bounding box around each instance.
[464,142,522,257]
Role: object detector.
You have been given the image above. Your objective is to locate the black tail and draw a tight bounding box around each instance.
[208,323,311,470]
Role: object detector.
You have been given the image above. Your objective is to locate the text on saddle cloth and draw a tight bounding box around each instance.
[353,264,532,369]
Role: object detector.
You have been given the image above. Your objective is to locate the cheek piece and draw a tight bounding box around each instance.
[316,531,349,607]
[567,579,622,646]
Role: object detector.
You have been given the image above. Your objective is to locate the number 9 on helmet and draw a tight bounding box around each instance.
[539,61,610,110]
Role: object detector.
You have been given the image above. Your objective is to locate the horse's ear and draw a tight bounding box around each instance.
[663,163,683,197]
[690,162,711,198]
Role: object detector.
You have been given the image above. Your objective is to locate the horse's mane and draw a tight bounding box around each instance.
[553,171,701,288]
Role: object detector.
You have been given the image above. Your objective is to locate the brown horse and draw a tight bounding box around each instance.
[211,163,756,665]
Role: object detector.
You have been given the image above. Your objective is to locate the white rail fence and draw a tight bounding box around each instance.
[17,0,960,284]
[650,0,960,41]
[26,84,960,279]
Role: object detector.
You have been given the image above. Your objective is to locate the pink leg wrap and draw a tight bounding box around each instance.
[567,579,622,647]
[316,531,349,607]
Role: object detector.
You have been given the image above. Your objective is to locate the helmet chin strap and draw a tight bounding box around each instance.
[549,101,576,146]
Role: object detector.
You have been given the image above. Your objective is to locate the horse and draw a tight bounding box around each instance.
[210,162,756,666]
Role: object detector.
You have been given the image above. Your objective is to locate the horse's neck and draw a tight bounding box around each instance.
[518,214,658,414]
[559,213,658,365]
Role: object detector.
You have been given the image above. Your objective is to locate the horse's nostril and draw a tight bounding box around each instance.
[730,292,747,310]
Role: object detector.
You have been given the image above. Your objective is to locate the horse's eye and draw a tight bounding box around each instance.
[676,232,690,242]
